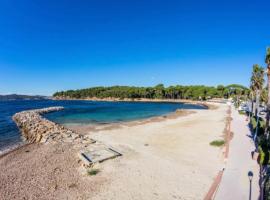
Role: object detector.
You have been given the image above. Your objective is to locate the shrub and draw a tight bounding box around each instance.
[258,134,267,147]
[260,120,266,129]
[87,169,100,176]
[238,110,246,115]
[210,140,225,147]
[264,176,270,200]
[250,116,265,136]
[258,143,270,166]
[251,117,257,131]
[258,146,265,165]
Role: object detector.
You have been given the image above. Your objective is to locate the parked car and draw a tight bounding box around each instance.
[259,110,267,116]
[238,104,249,112]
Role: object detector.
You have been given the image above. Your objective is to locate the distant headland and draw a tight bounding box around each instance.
[0,94,50,101]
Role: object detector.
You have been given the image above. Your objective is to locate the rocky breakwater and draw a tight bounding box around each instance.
[12,107,93,145]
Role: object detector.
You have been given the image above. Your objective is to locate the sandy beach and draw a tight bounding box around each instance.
[0,103,228,200]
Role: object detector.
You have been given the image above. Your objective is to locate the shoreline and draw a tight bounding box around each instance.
[61,99,218,134]
[1,98,217,156]
[0,104,203,157]
[66,109,197,134]
[0,142,28,158]
[0,107,94,158]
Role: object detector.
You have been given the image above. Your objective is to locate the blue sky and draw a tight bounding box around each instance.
[0,0,269,95]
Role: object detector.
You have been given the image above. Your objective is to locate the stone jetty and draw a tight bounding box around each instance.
[12,107,93,144]
[13,107,121,166]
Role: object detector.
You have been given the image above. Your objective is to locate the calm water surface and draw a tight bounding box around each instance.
[0,100,206,151]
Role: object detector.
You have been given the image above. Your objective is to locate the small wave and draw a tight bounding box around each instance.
[0,142,26,157]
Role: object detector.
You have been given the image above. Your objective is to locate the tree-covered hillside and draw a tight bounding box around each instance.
[53,84,249,100]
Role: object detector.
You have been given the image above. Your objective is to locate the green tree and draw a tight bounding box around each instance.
[154,84,165,99]
[261,87,268,105]
[217,85,225,97]
[53,84,248,101]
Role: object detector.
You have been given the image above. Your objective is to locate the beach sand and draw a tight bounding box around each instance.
[88,103,227,200]
[0,103,227,200]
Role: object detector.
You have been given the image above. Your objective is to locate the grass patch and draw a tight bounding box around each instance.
[238,110,246,115]
[210,140,225,147]
[87,168,100,176]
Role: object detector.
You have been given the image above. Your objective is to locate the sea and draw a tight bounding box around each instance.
[0,100,206,152]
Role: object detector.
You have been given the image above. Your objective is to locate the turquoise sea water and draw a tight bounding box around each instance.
[0,100,206,151]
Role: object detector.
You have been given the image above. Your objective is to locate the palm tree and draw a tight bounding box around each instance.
[265,48,270,135]
[250,78,254,115]
[250,64,265,117]
[261,87,268,105]
[250,65,265,144]
[250,85,256,116]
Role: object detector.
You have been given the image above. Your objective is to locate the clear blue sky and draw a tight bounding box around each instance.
[0,0,269,95]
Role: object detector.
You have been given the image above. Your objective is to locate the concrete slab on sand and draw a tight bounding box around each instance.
[79,145,121,165]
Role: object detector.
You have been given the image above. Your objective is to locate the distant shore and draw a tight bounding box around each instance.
[53,96,224,109]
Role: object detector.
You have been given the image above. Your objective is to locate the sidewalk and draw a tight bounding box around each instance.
[215,108,260,200]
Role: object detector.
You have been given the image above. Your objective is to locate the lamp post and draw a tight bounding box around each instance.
[248,171,253,200]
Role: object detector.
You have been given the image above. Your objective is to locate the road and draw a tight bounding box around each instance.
[215,107,260,200]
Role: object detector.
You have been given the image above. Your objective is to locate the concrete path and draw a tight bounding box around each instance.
[215,108,260,200]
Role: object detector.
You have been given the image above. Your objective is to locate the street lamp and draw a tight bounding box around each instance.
[248,171,253,200]
[248,171,253,181]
